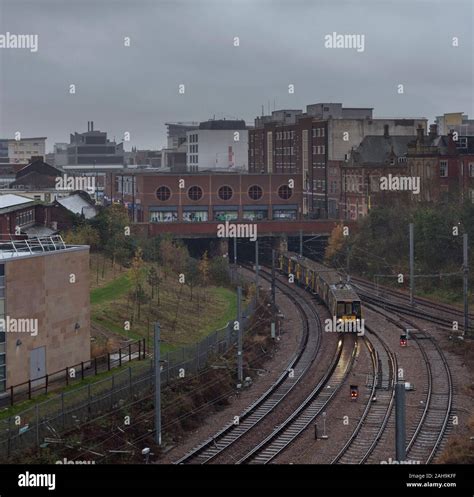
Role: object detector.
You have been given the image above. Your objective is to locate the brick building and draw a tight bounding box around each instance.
[248,103,426,219]
[340,125,474,219]
[112,171,303,225]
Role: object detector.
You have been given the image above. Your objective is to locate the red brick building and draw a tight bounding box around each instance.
[340,125,474,220]
[248,103,426,219]
[112,171,303,225]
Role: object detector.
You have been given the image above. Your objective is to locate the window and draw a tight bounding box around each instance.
[183,211,208,222]
[188,185,203,201]
[440,160,448,177]
[469,163,474,177]
[156,186,171,201]
[242,210,268,221]
[214,210,238,221]
[273,208,297,220]
[248,184,263,200]
[150,211,178,223]
[218,185,233,200]
[278,184,293,200]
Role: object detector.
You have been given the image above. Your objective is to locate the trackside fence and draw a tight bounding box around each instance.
[0,298,256,458]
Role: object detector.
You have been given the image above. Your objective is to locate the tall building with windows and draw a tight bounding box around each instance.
[66,122,124,166]
[8,137,47,165]
[249,103,427,218]
[186,119,249,172]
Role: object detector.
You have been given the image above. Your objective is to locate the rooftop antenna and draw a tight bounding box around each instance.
[261,105,264,116]
[268,100,270,115]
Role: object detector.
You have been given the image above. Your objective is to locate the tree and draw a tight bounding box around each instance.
[198,251,210,300]
[209,256,230,286]
[147,265,160,301]
[129,247,146,322]
[185,257,200,301]
[324,224,346,265]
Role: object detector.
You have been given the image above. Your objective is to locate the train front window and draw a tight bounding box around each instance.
[337,303,345,317]
[353,301,361,318]
[345,303,352,315]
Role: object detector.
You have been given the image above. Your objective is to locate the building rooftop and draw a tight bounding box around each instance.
[0,235,87,260]
[56,194,97,219]
[0,193,34,210]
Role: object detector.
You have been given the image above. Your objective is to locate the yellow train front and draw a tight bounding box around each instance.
[278,252,362,322]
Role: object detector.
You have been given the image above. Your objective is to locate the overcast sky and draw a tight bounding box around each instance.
[0,0,472,152]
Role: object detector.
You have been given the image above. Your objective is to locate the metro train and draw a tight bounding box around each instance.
[278,252,362,322]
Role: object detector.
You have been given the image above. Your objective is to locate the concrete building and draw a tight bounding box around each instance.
[435,112,474,136]
[53,142,69,168]
[187,119,249,172]
[8,137,47,165]
[65,122,124,167]
[249,103,427,219]
[0,140,9,164]
[0,235,90,391]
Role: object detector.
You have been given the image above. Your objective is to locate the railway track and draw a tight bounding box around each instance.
[238,335,357,464]
[362,296,454,463]
[174,268,323,464]
[331,327,397,464]
[352,276,472,330]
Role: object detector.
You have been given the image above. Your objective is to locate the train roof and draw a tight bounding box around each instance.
[285,252,360,301]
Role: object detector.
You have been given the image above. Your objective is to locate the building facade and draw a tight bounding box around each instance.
[66,122,124,166]
[113,171,303,225]
[7,137,47,165]
[0,236,90,391]
[187,120,249,172]
[249,103,427,219]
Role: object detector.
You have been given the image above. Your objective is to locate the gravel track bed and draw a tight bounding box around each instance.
[210,281,339,464]
[159,268,302,464]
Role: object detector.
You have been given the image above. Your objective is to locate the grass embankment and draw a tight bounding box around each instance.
[90,253,238,353]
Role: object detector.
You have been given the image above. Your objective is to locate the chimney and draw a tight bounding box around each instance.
[87,121,90,132]
[91,121,94,132]
[416,125,424,143]
[429,124,438,140]
[383,124,389,138]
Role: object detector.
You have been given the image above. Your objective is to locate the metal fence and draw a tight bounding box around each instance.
[0,298,256,459]
[2,339,146,408]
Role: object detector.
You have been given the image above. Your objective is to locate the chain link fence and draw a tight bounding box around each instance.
[0,298,256,459]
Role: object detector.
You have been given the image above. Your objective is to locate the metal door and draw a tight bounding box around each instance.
[30,346,46,387]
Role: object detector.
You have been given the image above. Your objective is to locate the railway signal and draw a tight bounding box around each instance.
[400,334,407,347]
[350,385,358,400]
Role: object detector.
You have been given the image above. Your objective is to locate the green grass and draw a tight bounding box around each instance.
[91,267,239,351]
[0,359,152,421]
[90,274,131,305]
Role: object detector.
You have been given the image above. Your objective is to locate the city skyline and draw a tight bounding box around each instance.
[0,0,472,150]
